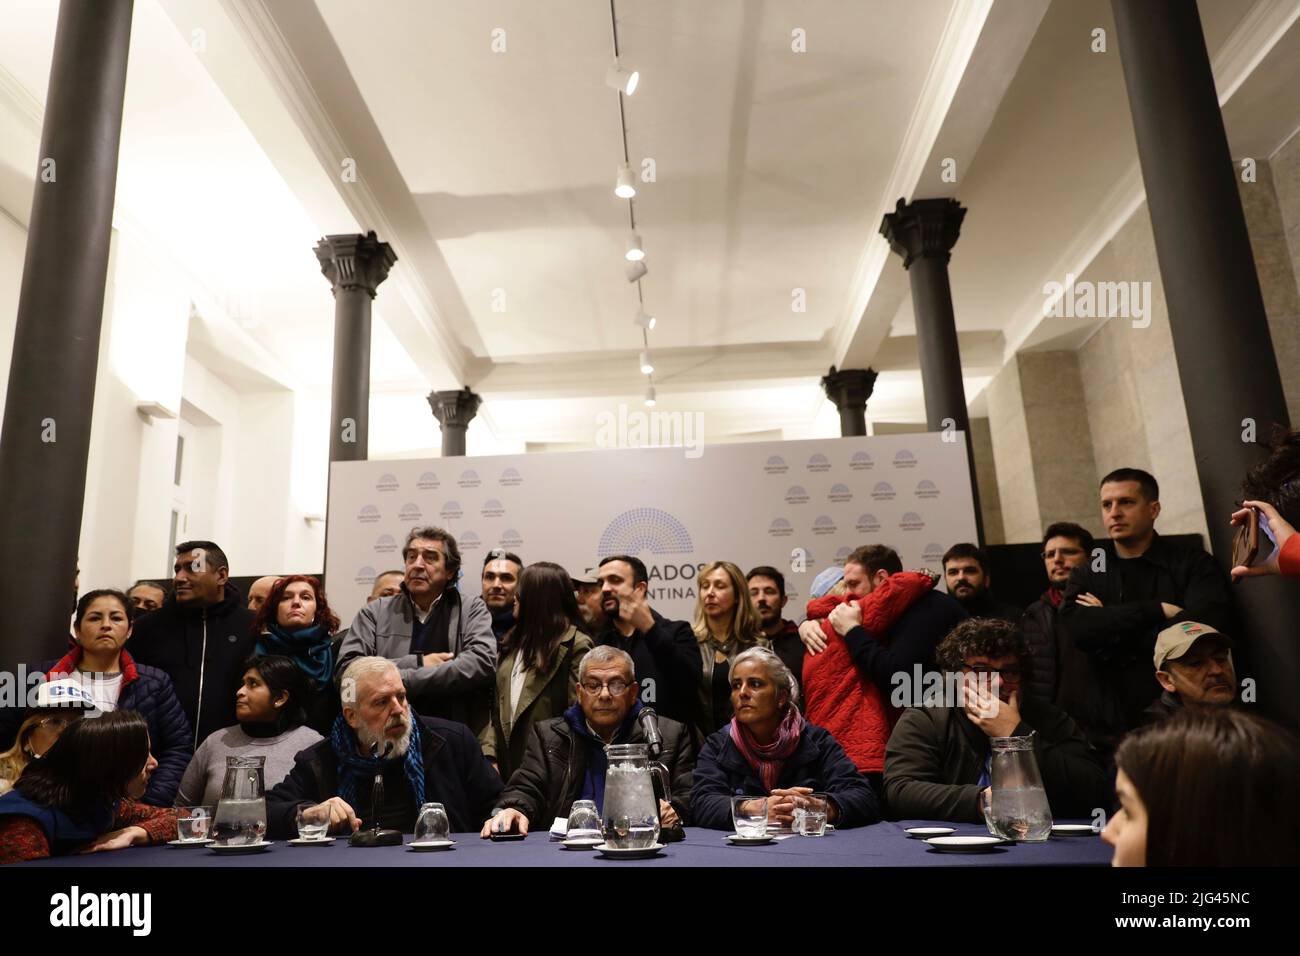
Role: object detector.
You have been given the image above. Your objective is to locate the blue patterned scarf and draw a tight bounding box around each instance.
[256,623,333,684]
[329,713,425,810]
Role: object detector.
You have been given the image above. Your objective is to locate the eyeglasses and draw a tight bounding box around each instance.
[964,665,1022,680]
[35,715,78,731]
[579,679,630,696]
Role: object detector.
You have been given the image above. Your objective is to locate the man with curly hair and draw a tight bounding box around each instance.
[883,618,1106,823]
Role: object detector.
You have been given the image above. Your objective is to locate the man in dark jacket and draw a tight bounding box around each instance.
[942,543,1021,622]
[593,555,699,728]
[266,657,501,838]
[128,540,256,750]
[884,619,1106,823]
[1021,522,1093,705]
[1141,621,1242,725]
[747,566,804,697]
[481,646,694,836]
[1058,469,1233,758]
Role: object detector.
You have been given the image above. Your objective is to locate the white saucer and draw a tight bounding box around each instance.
[1051,824,1099,837]
[407,839,456,851]
[167,838,213,847]
[288,836,335,846]
[560,837,604,850]
[904,827,956,839]
[208,840,272,853]
[594,842,665,859]
[924,835,1004,853]
[726,834,775,846]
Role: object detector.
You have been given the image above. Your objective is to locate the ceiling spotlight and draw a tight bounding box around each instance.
[633,309,656,331]
[639,350,654,375]
[626,259,648,282]
[606,60,640,96]
[615,163,636,199]
[644,385,656,407]
[625,234,645,262]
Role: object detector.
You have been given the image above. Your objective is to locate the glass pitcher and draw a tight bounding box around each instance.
[987,734,1053,842]
[602,744,667,849]
[212,755,267,845]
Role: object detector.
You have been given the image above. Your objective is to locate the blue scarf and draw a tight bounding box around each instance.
[565,700,643,809]
[0,790,114,856]
[329,713,425,811]
[256,623,333,684]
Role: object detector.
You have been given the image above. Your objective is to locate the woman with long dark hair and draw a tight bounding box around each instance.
[175,655,324,807]
[481,562,592,779]
[1103,708,1300,866]
[251,575,342,735]
[0,711,176,863]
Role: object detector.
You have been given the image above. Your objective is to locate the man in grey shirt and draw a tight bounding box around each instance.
[337,526,496,733]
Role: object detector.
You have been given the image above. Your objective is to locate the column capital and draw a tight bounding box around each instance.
[820,366,877,410]
[879,198,966,269]
[314,230,397,298]
[427,387,482,429]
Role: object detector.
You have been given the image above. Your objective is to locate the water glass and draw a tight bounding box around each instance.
[793,793,829,837]
[414,802,451,843]
[731,795,768,838]
[566,799,601,841]
[296,803,331,841]
[177,806,213,842]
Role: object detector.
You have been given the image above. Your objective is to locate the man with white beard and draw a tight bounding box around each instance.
[265,657,502,838]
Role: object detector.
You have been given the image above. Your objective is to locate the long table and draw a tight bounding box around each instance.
[21,819,1111,867]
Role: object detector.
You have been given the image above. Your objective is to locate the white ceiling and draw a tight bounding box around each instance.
[1,0,1299,452]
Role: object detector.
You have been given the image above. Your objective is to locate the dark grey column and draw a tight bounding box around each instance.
[428,388,482,457]
[314,231,396,463]
[879,197,985,544]
[821,367,877,437]
[1113,0,1300,724]
[0,0,133,666]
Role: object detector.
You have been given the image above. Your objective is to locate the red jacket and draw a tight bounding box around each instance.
[801,572,936,773]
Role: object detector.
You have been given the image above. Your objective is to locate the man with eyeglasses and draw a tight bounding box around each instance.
[1021,523,1093,708]
[338,527,496,732]
[884,618,1105,823]
[479,645,695,837]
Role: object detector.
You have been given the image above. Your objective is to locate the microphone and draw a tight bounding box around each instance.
[638,707,663,761]
[349,736,402,847]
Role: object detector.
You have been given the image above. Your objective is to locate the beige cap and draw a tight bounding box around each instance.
[1154,620,1233,671]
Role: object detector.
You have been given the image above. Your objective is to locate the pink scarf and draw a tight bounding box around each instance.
[729,706,804,792]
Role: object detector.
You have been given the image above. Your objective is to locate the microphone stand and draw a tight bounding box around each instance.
[349,741,403,847]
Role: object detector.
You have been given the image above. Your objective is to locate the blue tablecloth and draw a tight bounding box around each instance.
[20,819,1111,867]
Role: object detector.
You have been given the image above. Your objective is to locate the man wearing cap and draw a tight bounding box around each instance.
[1142,622,1241,724]
[571,567,607,637]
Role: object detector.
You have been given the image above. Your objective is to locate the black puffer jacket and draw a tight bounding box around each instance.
[496,711,695,825]
[128,584,257,750]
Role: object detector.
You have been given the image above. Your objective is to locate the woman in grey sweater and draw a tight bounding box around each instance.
[176,655,322,807]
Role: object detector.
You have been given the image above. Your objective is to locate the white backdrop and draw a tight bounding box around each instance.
[325,433,978,628]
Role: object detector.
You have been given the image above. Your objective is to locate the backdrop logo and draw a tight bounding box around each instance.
[763,455,788,475]
[922,542,945,563]
[417,471,440,490]
[599,507,695,555]
[374,534,397,555]
[458,469,482,488]
[828,483,853,503]
[893,450,917,469]
[806,453,831,473]
[916,480,940,499]
[398,503,423,522]
[812,515,837,536]
[784,485,809,505]
[500,529,524,548]
[375,473,399,492]
[354,565,377,586]
[870,482,896,501]
[900,511,925,531]
[835,546,854,565]
[851,452,873,471]
[499,467,522,487]
[440,501,464,521]
[357,505,380,524]
[481,499,505,518]
[768,518,793,538]
[856,513,881,533]
[460,531,482,551]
